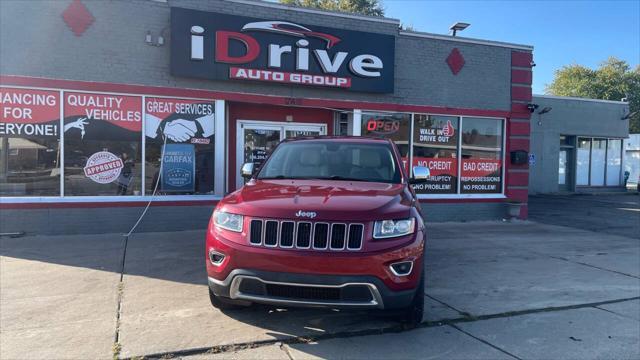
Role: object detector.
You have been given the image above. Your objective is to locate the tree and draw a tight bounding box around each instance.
[279,0,384,17]
[546,57,640,133]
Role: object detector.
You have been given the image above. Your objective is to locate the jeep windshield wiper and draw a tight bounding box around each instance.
[326,175,370,182]
[258,175,287,179]
[258,176,326,180]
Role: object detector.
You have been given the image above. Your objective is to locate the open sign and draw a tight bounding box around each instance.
[366,119,400,135]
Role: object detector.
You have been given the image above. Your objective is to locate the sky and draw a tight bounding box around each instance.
[383,0,640,94]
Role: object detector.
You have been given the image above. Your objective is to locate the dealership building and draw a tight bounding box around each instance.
[0,0,629,235]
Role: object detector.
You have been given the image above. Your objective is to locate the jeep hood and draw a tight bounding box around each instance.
[219,179,413,221]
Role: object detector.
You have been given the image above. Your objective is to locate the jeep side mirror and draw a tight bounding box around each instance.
[241,162,255,179]
[410,166,430,184]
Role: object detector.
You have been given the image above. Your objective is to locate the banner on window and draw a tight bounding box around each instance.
[412,157,458,193]
[460,158,502,193]
[145,97,215,144]
[162,143,196,192]
[63,92,142,141]
[0,88,60,138]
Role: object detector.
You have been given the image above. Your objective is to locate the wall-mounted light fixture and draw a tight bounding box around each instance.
[537,106,552,125]
[145,27,168,47]
[538,107,552,115]
[449,22,470,37]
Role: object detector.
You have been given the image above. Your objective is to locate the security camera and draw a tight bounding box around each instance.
[527,104,539,113]
[530,61,536,67]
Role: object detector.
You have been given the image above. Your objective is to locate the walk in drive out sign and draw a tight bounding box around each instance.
[162,144,195,192]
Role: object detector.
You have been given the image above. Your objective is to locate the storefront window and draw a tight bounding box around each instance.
[145,97,215,195]
[606,139,622,186]
[1,88,61,196]
[361,112,411,172]
[63,92,142,196]
[411,115,458,194]
[590,139,606,186]
[460,117,503,194]
[577,138,591,186]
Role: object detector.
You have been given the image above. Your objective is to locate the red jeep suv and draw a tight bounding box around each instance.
[206,137,429,324]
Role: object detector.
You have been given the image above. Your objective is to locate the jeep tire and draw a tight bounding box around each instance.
[401,267,425,327]
[208,288,250,310]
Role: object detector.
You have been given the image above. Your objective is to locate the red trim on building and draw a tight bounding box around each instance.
[509,121,530,136]
[1,75,524,209]
[506,171,529,187]
[227,102,334,191]
[506,188,528,202]
[511,85,532,102]
[511,69,532,85]
[511,51,533,68]
[510,103,532,118]
[0,75,512,118]
[509,138,530,152]
[418,197,505,204]
[518,204,528,219]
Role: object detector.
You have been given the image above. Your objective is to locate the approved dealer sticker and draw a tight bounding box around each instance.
[83,151,124,184]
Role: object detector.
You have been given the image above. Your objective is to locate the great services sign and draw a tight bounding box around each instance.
[170,7,395,93]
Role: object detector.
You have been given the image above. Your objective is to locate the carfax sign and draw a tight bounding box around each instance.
[162,144,196,192]
[170,7,395,93]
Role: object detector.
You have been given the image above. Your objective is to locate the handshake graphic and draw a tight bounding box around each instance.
[145,113,214,142]
[164,119,198,142]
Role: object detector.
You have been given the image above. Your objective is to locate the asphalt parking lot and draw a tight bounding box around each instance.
[529,193,640,239]
[1,195,639,359]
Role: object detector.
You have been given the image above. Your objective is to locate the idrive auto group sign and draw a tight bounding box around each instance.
[170,7,395,93]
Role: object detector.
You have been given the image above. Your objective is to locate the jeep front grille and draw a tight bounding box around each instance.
[249,219,364,251]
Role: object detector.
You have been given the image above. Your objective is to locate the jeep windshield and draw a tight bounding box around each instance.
[257,140,402,184]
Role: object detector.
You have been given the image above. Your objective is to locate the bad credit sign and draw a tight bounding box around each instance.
[170,7,395,93]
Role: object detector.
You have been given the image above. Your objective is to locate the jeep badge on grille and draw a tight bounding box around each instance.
[295,210,317,219]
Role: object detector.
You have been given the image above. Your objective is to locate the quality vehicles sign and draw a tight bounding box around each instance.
[170,7,395,93]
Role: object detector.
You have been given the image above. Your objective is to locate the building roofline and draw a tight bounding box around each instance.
[399,30,533,51]
[224,0,401,25]
[534,94,629,105]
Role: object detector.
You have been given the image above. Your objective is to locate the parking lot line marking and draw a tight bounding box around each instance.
[549,255,640,279]
[449,323,522,360]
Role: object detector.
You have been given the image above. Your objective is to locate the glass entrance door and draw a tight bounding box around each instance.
[559,149,570,191]
[559,136,575,192]
[236,121,326,188]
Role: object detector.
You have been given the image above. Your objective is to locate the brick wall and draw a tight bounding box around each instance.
[507,51,534,218]
[0,0,515,111]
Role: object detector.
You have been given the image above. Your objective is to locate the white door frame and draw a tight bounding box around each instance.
[236,120,327,189]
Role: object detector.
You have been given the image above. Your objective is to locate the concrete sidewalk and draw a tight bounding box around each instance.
[1,221,639,359]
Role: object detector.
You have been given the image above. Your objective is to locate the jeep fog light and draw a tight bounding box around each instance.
[390,261,413,276]
[209,249,226,266]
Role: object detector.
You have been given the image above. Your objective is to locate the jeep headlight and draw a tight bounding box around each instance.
[373,218,415,239]
[213,211,243,232]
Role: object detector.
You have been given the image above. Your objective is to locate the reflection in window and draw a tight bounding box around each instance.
[411,115,458,194]
[1,87,61,196]
[577,138,591,186]
[0,137,61,196]
[145,98,215,195]
[606,139,621,186]
[361,113,411,172]
[460,117,503,194]
[63,93,142,196]
[590,139,606,186]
